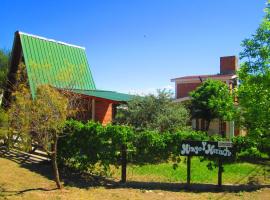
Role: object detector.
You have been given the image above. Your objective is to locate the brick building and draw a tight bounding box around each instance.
[171,56,244,138]
[2,31,133,125]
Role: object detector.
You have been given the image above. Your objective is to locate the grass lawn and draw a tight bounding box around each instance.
[0,150,270,200]
[114,157,270,185]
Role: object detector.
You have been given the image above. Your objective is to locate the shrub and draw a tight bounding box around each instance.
[58,120,134,174]
[58,120,267,176]
[59,121,216,169]
[232,135,268,160]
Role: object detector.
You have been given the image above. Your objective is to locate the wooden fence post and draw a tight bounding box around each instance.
[187,155,191,185]
[218,158,222,187]
[121,144,127,183]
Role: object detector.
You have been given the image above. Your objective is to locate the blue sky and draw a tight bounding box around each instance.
[0,0,266,94]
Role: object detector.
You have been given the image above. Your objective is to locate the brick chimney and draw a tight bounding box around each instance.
[220,56,238,74]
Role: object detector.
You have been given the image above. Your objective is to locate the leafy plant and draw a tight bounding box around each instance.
[115,89,190,132]
[59,120,251,177]
[190,79,235,131]
[237,0,270,154]
[0,49,10,92]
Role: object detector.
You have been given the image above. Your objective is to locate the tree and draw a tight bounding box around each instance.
[1,62,76,189]
[1,63,31,149]
[238,0,270,139]
[0,49,10,92]
[0,108,8,144]
[190,79,235,131]
[115,89,189,132]
[6,84,68,189]
[31,85,68,189]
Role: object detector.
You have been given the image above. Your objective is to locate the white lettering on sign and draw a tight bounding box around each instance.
[180,142,232,157]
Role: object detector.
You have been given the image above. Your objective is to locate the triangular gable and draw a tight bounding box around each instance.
[11,31,96,98]
[2,31,133,108]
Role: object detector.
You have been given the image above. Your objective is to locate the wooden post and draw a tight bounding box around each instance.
[218,158,222,187]
[121,144,127,183]
[187,155,191,185]
[91,99,95,121]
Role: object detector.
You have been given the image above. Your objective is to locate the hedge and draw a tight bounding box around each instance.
[58,120,267,179]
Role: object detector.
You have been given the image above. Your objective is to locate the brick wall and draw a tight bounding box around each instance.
[95,100,113,125]
[177,82,201,98]
[220,56,238,74]
[73,98,92,122]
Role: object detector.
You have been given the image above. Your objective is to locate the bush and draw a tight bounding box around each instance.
[260,137,270,156]
[59,120,216,171]
[58,120,134,174]
[115,90,190,132]
[132,130,169,164]
[237,147,262,160]
[232,135,268,160]
[58,120,267,176]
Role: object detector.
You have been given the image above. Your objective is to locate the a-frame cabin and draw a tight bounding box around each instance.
[2,31,133,125]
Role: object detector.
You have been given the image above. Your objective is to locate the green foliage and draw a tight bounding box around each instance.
[0,49,10,90]
[30,85,69,150]
[58,120,134,174]
[115,89,190,132]
[238,1,270,144]
[133,130,169,164]
[4,84,69,151]
[237,147,263,160]
[232,136,257,153]
[190,79,235,130]
[60,120,260,175]
[58,119,269,177]
[0,108,8,144]
[232,136,268,160]
[6,86,32,150]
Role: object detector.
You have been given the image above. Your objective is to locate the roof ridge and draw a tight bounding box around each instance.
[74,89,117,93]
[18,31,86,50]
[171,73,236,81]
[184,73,235,77]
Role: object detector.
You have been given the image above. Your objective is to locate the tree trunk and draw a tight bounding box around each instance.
[51,136,62,189]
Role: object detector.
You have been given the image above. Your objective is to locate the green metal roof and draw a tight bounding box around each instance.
[19,32,96,98]
[13,32,133,102]
[71,89,134,102]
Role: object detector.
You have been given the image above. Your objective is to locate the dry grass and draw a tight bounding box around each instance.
[0,149,270,200]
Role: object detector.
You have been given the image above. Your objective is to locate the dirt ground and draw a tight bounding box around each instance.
[90,187,270,200]
[0,148,269,200]
[1,185,270,200]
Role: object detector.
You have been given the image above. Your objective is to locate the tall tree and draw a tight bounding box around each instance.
[31,85,68,189]
[238,0,270,138]
[0,49,10,92]
[6,83,68,189]
[115,89,189,132]
[2,62,77,189]
[190,79,235,131]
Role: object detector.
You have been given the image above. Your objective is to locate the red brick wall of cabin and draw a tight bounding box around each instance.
[95,100,113,125]
[176,82,201,98]
[74,98,92,121]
